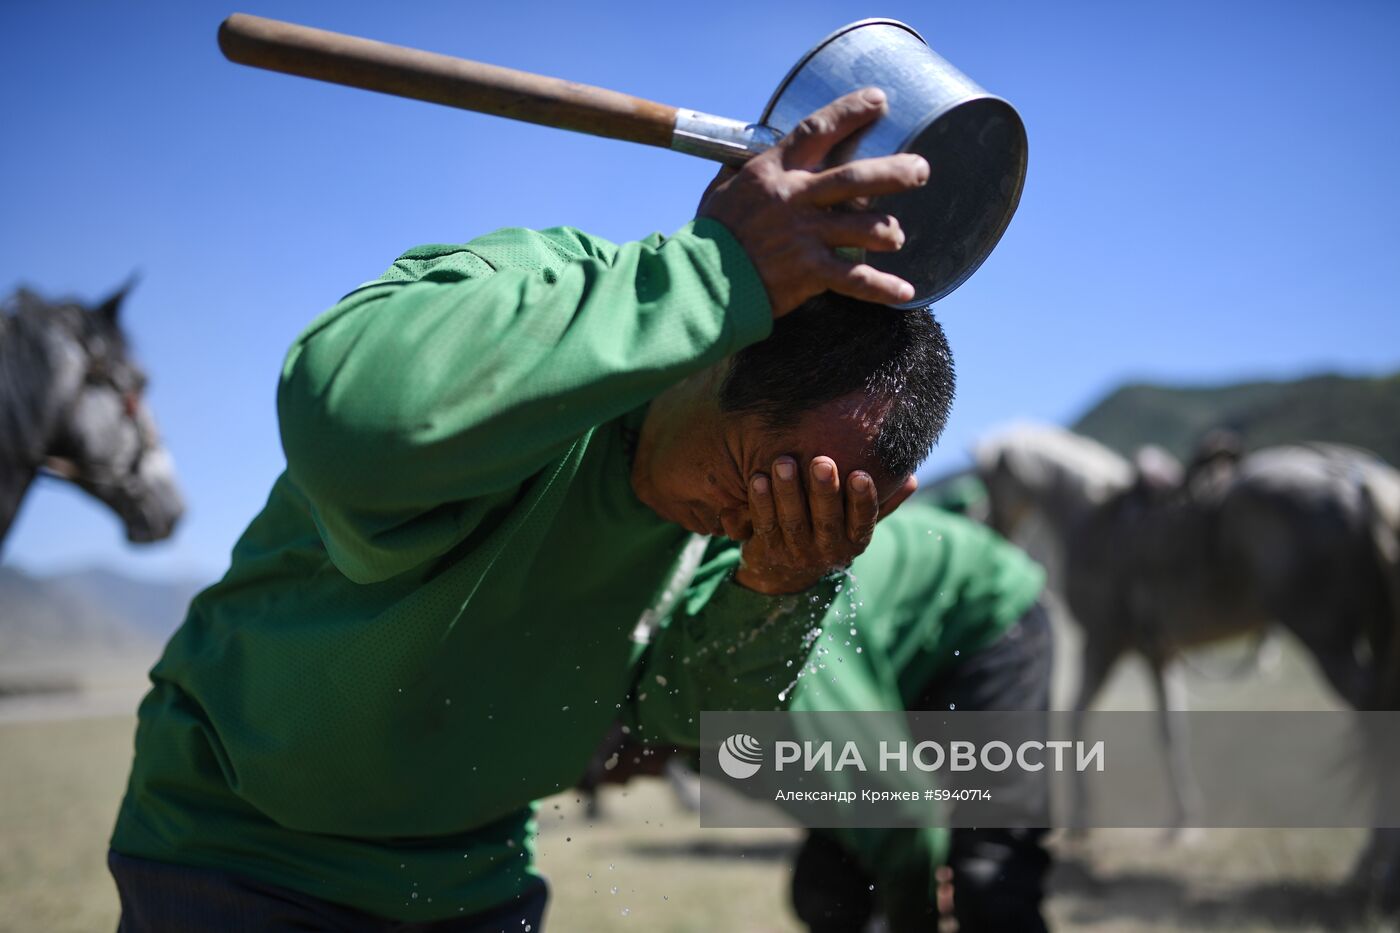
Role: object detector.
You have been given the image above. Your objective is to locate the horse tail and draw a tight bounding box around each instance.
[1359,469,1400,711]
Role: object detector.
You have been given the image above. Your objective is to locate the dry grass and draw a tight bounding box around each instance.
[1,622,1395,932]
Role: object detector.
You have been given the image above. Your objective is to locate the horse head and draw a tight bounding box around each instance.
[6,282,185,544]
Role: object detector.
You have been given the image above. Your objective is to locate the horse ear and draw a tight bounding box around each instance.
[93,272,140,324]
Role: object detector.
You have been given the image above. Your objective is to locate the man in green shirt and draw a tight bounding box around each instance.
[108,89,963,931]
[788,503,1051,932]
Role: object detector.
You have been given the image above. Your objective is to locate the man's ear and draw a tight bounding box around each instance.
[876,474,919,520]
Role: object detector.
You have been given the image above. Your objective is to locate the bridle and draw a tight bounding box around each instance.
[40,323,154,490]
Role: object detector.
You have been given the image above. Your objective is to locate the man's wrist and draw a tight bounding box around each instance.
[733,562,844,596]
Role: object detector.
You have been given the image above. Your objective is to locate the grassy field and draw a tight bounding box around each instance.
[1,619,1396,932]
[0,713,1393,932]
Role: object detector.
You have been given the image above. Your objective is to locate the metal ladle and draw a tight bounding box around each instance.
[219,14,1027,307]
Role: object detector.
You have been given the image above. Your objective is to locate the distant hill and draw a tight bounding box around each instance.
[1072,370,1400,465]
[0,565,205,666]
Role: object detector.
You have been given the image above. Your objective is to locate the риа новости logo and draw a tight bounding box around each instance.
[718,733,764,779]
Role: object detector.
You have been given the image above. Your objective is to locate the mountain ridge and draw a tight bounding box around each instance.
[1072,369,1400,464]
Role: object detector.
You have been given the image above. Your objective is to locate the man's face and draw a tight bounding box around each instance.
[630,365,904,539]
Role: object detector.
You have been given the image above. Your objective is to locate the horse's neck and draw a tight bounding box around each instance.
[1029,470,1102,546]
[0,313,78,543]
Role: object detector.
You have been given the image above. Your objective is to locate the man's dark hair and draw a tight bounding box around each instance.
[718,292,955,478]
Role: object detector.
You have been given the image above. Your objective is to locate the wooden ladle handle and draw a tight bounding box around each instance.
[219,13,680,149]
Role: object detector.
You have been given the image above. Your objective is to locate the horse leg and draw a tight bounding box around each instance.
[1068,639,1122,834]
[1147,657,1200,839]
[1290,629,1399,906]
[1276,601,1373,711]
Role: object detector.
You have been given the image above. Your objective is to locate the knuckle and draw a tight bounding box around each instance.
[830,163,861,187]
[795,114,832,139]
[846,264,877,287]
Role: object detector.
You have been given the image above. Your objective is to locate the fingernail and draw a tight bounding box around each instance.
[775,460,795,481]
[752,475,769,494]
[851,473,872,492]
[909,154,930,185]
[888,218,905,248]
[897,282,915,302]
[812,461,835,482]
[861,87,886,105]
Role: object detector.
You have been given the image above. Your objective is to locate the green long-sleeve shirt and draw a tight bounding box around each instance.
[110,220,829,921]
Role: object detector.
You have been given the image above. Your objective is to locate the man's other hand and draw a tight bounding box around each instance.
[696,88,929,317]
[732,455,918,595]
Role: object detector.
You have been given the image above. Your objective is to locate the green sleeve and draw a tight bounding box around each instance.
[277,220,771,583]
[625,541,836,746]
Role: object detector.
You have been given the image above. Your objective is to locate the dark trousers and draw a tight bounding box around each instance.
[108,851,548,933]
[791,601,1054,933]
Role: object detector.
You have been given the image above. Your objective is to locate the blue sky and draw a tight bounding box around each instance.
[3,1,1397,583]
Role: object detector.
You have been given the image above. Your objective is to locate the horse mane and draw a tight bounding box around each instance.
[0,288,96,468]
[974,422,1134,506]
[2,288,113,345]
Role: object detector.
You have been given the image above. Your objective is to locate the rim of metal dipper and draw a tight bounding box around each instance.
[759,18,928,126]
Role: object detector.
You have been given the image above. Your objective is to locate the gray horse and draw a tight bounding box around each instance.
[975,424,1400,711]
[975,423,1400,904]
[0,284,184,550]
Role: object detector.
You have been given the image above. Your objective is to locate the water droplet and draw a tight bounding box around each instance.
[949,703,957,710]
[953,649,961,657]
[562,705,570,711]
[610,886,619,895]
[411,892,419,899]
